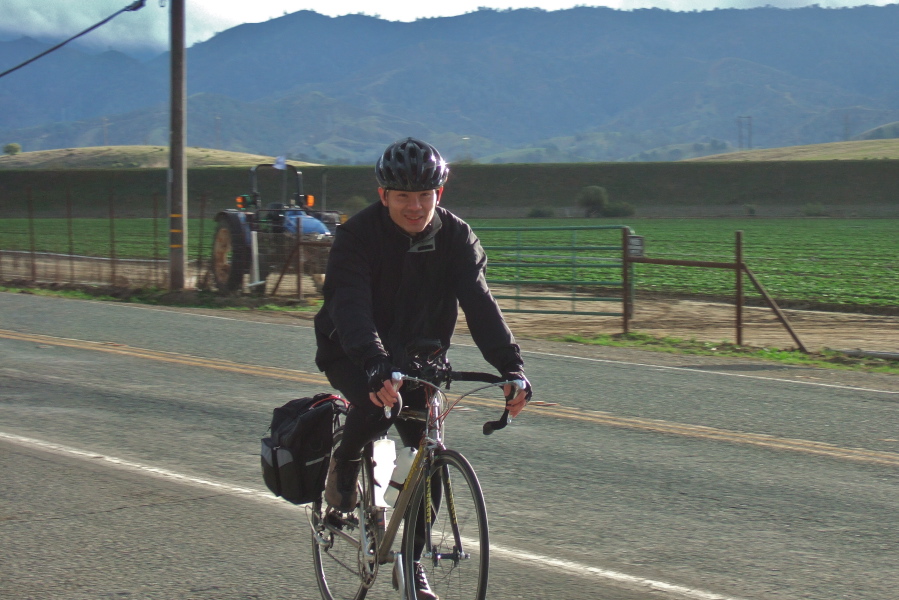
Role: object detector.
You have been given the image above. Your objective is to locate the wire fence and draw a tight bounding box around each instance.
[1,193,896,315]
[0,189,328,297]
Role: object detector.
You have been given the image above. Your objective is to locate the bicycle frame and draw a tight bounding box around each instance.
[312,369,514,599]
[313,376,470,563]
[376,377,445,565]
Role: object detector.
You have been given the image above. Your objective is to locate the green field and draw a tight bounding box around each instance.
[472,218,898,309]
[1,217,896,310]
[0,218,212,262]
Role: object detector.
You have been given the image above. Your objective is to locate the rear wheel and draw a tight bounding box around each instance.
[211,212,249,292]
[402,449,489,600]
[312,436,378,600]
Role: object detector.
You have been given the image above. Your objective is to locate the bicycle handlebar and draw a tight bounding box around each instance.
[449,371,519,435]
[387,369,521,435]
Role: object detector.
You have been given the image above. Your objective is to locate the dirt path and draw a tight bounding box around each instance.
[471,298,898,354]
[4,252,896,353]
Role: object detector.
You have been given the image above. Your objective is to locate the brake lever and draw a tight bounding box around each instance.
[384,372,404,419]
[482,379,524,435]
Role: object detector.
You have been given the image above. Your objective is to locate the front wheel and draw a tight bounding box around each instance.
[402,449,489,600]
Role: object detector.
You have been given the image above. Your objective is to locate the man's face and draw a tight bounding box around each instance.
[378,188,442,235]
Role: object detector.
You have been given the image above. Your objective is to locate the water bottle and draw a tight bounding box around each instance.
[372,438,396,507]
[384,446,417,506]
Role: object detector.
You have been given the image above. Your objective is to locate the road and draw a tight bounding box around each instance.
[1,293,897,600]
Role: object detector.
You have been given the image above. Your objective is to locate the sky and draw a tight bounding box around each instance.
[0,0,895,58]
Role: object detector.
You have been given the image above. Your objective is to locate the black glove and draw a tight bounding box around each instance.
[500,370,533,403]
[365,356,399,394]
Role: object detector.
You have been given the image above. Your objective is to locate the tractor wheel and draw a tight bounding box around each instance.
[211,213,250,292]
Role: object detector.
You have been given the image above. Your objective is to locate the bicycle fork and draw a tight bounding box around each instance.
[420,463,469,566]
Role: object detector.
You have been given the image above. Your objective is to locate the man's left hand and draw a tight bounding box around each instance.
[501,372,532,418]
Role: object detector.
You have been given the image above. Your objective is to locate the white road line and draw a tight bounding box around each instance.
[517,348,899,395]
[1,431,747,600]
[0,431,283,506]
[489,543,749,600]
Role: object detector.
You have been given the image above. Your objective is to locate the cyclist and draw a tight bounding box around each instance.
[314,137,532,599]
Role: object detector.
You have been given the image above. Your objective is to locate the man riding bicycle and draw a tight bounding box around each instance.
[313,137,532,599]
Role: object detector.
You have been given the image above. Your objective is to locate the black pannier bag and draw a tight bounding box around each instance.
[261,393,342,505]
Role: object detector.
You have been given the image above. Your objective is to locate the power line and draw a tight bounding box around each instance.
[0,1,146,81]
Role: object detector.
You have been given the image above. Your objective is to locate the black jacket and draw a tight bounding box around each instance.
[314,201,522,375]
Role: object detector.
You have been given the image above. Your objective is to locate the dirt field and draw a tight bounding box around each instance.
[262,296,897,355]
[477,298,899,354]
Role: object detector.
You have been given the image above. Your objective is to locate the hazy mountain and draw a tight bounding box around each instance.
[0,37,164,129]
[2,6,899,163]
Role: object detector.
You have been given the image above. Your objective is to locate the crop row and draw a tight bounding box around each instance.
[471,218,898,308]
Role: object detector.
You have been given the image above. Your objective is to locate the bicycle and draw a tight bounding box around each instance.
[308,343,519,600]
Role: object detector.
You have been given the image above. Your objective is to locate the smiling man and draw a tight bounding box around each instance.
[313,137,532,599]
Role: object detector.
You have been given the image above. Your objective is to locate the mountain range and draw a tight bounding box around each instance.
[2,5,899,163]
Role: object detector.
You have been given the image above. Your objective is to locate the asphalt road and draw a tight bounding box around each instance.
[1,293,897,600]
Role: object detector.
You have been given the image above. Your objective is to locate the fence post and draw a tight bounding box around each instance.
[27,186,36,281]
[197,193,207,288]
[66,182,75,284]
[109,190,117,285]
[622,227,630,334]
[296,237,305,300]
[0,189,3,281]
[569,228,577,313]
[736,230,744,346]
[153,194,160,286]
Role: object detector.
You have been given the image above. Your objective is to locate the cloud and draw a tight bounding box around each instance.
[0,1,167,54]
[0,0,895,58]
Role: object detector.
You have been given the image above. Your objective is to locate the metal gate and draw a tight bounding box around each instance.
[475,225,635,317]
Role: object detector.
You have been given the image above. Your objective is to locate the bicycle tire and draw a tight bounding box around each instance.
[402,449,489,600]
[211,212,250,293]
[311,432,378,600]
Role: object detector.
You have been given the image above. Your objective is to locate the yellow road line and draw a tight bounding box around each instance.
[0,329,324,385]
[3,328,898,468]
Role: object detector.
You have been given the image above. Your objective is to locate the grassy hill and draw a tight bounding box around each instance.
[5,139,899,170]
[688,139,899,161]
[0,146,318,170]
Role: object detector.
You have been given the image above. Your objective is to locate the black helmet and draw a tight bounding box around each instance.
[375,137,449,191]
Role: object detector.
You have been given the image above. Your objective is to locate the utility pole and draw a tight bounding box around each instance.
[169,0,186,290]
[747,116,752,149]
[737,116,753,150]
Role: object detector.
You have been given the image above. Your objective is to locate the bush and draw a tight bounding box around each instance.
[527,207,555,218]
[341,195,371,216]
[576,185,609,217]
[801,203,829,217]
[3,143,21,156]
[602,201,635,218]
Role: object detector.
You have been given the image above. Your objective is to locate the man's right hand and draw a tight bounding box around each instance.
[365,357,402,409]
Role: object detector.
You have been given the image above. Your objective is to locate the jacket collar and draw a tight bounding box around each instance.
[381,204,442,253]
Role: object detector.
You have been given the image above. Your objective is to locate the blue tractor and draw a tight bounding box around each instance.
[211,164,342,294]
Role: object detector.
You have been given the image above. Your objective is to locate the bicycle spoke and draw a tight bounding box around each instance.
[312,431,376,600]
[402,449,489,600]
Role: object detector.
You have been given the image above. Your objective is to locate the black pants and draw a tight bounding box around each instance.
[324,356,440,560]
[324,356,428,460]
